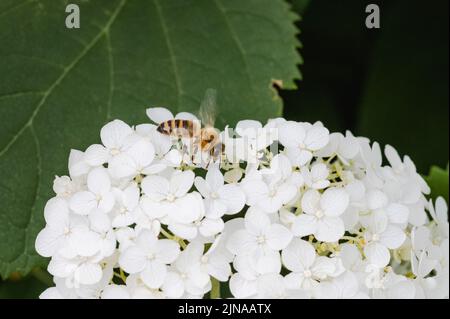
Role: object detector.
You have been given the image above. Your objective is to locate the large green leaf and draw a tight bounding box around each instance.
[0,0,301,277]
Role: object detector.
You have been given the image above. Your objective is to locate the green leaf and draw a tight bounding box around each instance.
[289,0,311,15]
[0,0,301,277]
[425,165,449,203]
[356,0,448,173]
[0,269,50,299]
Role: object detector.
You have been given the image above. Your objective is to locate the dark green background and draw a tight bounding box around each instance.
[282,0,448,173]
[1,0,448,298]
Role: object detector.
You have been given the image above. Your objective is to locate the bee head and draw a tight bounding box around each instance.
[202,127,218,143]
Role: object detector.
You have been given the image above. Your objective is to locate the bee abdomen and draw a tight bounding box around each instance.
[157,119,194,137]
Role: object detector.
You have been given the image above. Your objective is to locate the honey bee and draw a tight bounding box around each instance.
[156,89,223,160]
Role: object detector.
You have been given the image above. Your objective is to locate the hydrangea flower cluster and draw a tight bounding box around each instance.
[35,108,449,299]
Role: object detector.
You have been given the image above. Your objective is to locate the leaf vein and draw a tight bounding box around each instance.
[0,0,128,159]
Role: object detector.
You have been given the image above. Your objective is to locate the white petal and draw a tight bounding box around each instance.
[226,230,257,256]
[162,272,184,298]
[364,242,390,268]
[311,256,336,279]
[87,167,111,194]
[282,238,315,272]
[140,197,172,219]
[265,224,293,251]
[385,203,409,226]
[384,144,402,169]
[89,210,111,233]
[291,214,317,237]
[47,256,76,278]
[253,250,282,274]
[278,122,305,148]
[199,218,224,237]
[140,261,167,289]
[98,192,115,213]
[119,246,147,273]
[245,209,270,235]
[321,188,349,217]
[156,239,180,263]
[68,230,101,257]
[35,227,62,257]
[241,179,268,206]
[39,287,64,299]
[218,184,246,215]
[194,177,210,197]
[170,170,195,197]
[146,107,174,124]
[305,126,329,150]
[387,280,415,299]
[366,189,388,210]
[68,149,90,177]
[229,274,257,298]
[108,153,137,179]
[123,183,140,209]
[207,255,231,282]
[69,191,96,215]
[175,111,199,121]
[44,197,69,227]
[125,139,155,168]
[141,175,170,201]
[206,166,224,190]
[75,263,103,285]
[315,217,345,242]
[168,223,198,240]
[101,119,133,149]
[169,193,204,224]
[101,285,131,299]
[84,144,109,166]
[301,189,321,215]
[379,225,406,249]
[435,197,448,223]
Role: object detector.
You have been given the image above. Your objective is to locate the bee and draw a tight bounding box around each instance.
[157,89,223,160]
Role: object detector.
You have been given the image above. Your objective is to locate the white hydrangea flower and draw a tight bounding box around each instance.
[279,121,329,166]
[194,165,245,218]
[226,209,292,261]
[282,238,342,290]
[119,229,180,289]
[34,113,448,299]
[292,188,349,242]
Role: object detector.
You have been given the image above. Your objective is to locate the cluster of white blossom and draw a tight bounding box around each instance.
[35,108,449,299]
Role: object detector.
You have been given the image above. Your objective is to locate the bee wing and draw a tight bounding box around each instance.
[198,88,217,127]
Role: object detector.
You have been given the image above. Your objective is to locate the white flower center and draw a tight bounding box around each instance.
[373,278,385,289]
[63,227,71,235]
[96,194,103,202]
[256,235,266,244]
[166,193,176,202]
[299,142,306,149]
[110,148,120,156]
[315,210,324,219]
[372,233,380,242]
[269,189,277,197]
[201,255,209,264]
[147,252,155,260]
[180,272,188,279]
[211,192,219,199]
[303,269,312,278]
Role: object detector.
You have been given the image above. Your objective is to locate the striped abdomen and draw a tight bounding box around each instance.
[157,119,196,138]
